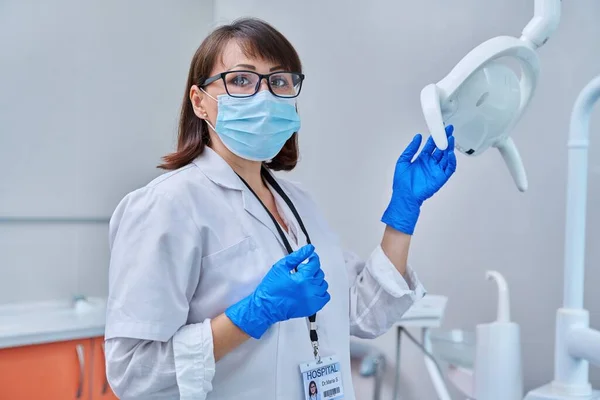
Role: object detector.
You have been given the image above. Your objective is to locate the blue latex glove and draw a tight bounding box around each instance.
[225,244,330,339]
[381,125,457,235]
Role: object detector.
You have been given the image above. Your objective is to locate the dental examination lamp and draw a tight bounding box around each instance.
[524,75,600,400]
[420,0,561,192]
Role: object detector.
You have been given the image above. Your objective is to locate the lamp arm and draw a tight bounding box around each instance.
[521,0,562,48]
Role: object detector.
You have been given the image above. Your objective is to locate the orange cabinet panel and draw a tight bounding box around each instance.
[92,338,118,400]
[0,339,92,400]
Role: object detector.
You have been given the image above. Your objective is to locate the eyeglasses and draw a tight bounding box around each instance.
[201,70,304,98]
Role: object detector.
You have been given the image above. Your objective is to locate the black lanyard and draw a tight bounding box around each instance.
[237,167,321,361]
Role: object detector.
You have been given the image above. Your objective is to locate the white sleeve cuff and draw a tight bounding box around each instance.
[172,319,215,400]
[366,245,426,300]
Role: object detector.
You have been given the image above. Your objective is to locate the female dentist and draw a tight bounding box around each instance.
[105,17,456,400]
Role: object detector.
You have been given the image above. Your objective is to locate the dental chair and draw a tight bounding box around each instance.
[350,341,386,400]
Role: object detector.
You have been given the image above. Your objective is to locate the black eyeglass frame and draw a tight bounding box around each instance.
[200,70,305,98]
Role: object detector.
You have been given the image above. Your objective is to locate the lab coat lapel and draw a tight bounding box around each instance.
[241,188,287,251]
[193,147,288,250]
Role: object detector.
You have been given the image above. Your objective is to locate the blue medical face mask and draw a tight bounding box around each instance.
[201,89,301,161]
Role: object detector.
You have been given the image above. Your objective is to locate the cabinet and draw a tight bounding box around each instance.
[0,336,118,400]
[92,338,118,400]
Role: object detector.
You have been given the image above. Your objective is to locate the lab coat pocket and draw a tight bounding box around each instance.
[201,236,258,269]
[195,236,265,318]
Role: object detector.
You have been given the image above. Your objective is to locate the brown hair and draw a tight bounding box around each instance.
[159,17,302,171]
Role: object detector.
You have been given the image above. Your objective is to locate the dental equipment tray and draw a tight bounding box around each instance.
[430,329,476,369]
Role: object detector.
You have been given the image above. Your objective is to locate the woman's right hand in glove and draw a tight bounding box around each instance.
[225,244,330,339]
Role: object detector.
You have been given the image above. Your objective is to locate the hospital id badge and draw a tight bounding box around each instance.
[300,355,344,399]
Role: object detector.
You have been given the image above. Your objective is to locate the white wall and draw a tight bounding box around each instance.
[0,0,214,303]
[213,1,600,398]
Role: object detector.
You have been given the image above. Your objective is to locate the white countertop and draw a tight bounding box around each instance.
[0,297,107,349]
[0,294,448,349]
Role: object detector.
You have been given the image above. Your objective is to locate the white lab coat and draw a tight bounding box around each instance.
[104,146,425,400]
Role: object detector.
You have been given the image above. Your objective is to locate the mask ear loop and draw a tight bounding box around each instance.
[200,87,218,102]
[199,88,218,132]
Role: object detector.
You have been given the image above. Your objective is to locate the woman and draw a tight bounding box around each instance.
[105,17,456,400]
[308,381,320,400]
